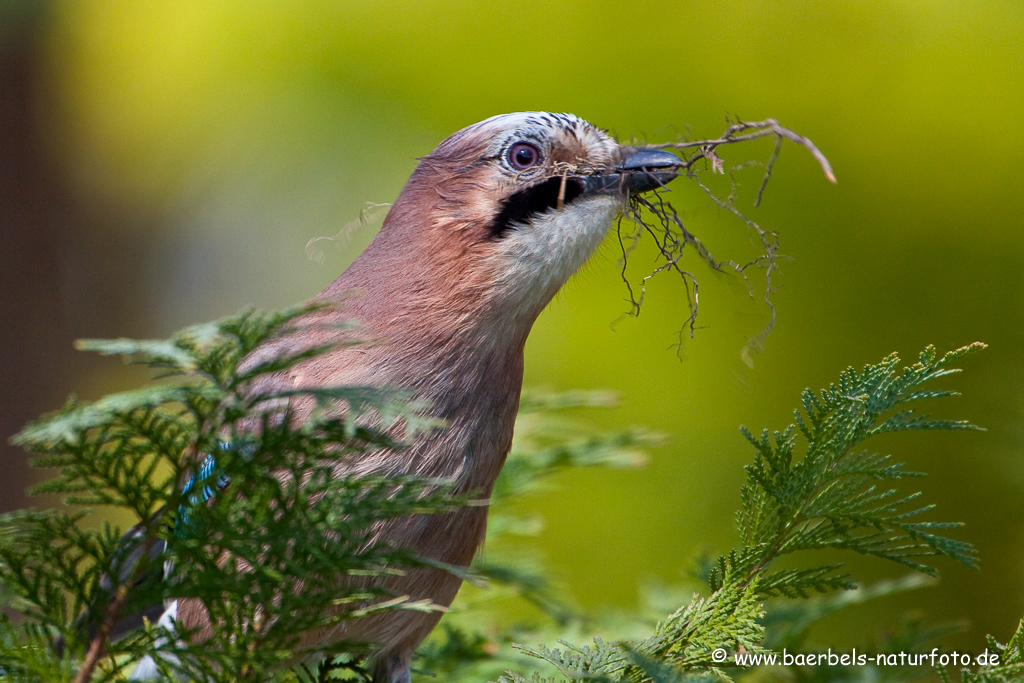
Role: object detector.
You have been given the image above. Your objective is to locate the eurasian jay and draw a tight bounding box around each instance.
[130,112,679,682]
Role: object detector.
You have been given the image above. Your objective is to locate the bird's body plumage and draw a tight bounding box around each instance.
[126,112,679,682]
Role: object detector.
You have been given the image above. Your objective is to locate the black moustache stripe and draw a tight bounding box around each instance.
[489,176,584,239]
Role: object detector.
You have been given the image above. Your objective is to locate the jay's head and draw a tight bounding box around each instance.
[348,112,678,331]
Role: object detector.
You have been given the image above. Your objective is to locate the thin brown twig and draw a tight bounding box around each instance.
[756,135,784,207]
[73,584,130,683]
[644,118,837,184]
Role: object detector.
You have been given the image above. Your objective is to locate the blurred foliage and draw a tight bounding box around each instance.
[4,305,462,681]
[4,0,1023,659]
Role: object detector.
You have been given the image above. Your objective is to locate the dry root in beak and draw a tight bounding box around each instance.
[615,118,835,365]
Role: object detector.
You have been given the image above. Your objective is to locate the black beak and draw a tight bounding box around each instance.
[580,147,680,196]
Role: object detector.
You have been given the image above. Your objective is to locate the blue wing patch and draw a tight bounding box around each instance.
[175,444,234,538]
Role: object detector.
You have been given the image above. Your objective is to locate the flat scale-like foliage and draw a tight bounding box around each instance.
[500,344,991,683]
[2,305,458,682]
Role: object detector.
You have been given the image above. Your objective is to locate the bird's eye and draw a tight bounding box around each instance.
[507,142,541,170]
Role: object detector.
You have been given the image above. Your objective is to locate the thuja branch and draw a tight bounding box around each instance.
[712,343,984,601]
[505,344,981,683]
[620,118,834,359]
[2,306,461,681]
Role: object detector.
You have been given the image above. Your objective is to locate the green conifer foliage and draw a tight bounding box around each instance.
[3,305,459,682]
[2,310,1019,683]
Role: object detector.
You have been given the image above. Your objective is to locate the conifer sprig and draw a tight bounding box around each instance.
[504,344,984,683]
[721,343,985,599]
[2,304,459,682]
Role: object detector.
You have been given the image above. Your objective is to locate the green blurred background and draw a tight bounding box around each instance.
[2,0,1022,654]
